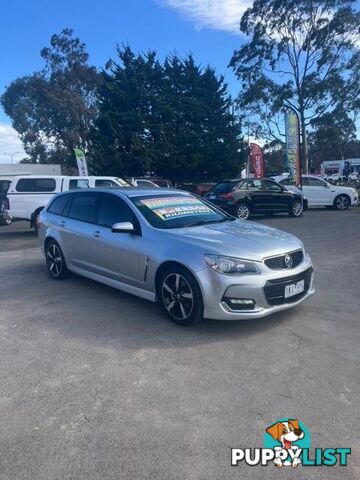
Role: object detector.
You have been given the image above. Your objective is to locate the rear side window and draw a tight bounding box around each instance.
[16,178,56,192]
[69,179,89,190]
[240,179,262,191]
[95,179,118,187]
[47,195,69,216]
[211,181,238,193]
[67,193,98,224]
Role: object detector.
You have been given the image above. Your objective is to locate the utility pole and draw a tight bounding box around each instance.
[3,151,20,164]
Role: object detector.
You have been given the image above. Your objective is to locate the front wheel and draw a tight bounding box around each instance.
[45,240,70,280]
[236,203,251,220]
[289,200,303,217]
[159,266,203,326]
[333,194,350,210]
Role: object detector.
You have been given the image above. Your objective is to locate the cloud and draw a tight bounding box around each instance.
[0,123,27,164]
[157,0,252,33]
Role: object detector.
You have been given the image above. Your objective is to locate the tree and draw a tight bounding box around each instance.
[230,0,360,172]
[92,47,246,182]
[1,29,100,167]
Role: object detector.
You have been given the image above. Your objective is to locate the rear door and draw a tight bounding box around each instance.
[302,177,333,205]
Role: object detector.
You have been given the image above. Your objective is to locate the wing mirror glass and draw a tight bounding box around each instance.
[111,221,135,233]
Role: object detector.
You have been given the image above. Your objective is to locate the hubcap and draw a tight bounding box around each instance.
[237,205,249,219]
[336,196,348,209]
[47,244,62,277]
[162,273,194,320]
[293,202,303,216]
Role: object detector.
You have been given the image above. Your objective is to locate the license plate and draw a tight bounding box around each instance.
[284,280,304,298]
[208,195,216,200]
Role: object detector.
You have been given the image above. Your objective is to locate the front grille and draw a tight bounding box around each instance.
[264,267,313,306]
[264,249,304,270]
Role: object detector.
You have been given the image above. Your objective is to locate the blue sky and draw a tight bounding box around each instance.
[0,0,251,161]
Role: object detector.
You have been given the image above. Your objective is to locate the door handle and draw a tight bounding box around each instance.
[59,220,66,227]
[93,231,101,238]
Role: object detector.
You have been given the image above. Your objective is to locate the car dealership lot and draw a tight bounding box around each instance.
[0,210,359,479]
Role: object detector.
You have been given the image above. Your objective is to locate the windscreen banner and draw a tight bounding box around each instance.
[285,109,301,185]
[250,143,264,178]
[74,148,89,176]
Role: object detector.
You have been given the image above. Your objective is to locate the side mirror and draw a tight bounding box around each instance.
[111,221,135,233]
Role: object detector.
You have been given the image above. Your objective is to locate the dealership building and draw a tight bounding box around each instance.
[320,158,360,176]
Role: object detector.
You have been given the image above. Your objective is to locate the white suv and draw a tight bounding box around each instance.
[302,175,358,209]
[6,175,129,231]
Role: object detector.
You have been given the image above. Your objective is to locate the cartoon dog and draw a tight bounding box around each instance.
[266,419,304,467]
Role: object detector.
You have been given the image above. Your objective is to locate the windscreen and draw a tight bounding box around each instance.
[131,194,229,229]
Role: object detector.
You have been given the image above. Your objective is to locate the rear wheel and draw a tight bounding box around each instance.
[45,240,69,280]
[289,200,303,217]
[333,194,350,210]
[159,266,203,326]
[236,203,251,220]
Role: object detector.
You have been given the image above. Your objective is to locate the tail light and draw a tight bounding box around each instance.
[219,192,232,199]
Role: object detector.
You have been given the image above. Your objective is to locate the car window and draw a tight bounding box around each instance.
[261,180,283,192]
[279,178,293,186]
[0,180,11,193]
[69,179,89,190]
[211,181,238,193]
[16,178,56,192]
[95,179,118,187]
[67,193,99,224]
[131,193,229,230]
[47,195,70,216]
[136,180,157,187]
[303,177,327,187]
[240,179,262,191]
[97,193,135,228]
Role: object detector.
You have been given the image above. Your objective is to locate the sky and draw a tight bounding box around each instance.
[0,0,252,163]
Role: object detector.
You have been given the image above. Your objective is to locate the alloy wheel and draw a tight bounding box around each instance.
[47,243,63,278]
[162,273,194,321]
[292,201,303,216]
[237,204,250,220]
[335,195,349,210]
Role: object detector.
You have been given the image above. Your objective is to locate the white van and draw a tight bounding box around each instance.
[6,175,129,231]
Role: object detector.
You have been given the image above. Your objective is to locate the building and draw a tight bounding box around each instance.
[0,163,61,177]
[320,158,360,176]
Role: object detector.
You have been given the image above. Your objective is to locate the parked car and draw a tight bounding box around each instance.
[38,188,314,325]
[204,178,304,220]
[302,175,358,209]
[6,175,129,232]
[0,177,12,225]
[126,177,160,188]
[195,182,216,197]
[146,177,172,188]
[349,171,359,181]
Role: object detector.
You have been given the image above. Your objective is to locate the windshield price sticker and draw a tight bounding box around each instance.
[141,197,212,220]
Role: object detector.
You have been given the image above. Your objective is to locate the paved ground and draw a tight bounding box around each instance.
[0,209,359,479]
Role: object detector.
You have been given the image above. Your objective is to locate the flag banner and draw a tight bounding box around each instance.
[285,109,301,185]
[250,143,264,178]
[73,148,88,176]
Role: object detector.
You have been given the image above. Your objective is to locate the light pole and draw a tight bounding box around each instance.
[3,151,20,164]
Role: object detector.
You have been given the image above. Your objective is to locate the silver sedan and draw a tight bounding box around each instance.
[39,188,314,325]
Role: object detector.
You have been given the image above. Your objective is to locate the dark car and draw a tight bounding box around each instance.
[204,178,303,220]
[0,179,12,226]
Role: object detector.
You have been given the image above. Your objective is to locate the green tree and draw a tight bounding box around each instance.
[1,29,100,167]
[92,47,245,182]
[230,0,360,172]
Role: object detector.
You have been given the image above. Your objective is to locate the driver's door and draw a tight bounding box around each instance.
[91,192,144,287]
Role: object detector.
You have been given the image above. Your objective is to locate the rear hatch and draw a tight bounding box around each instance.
[205,180,238,201]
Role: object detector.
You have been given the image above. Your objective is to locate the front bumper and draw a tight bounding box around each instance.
[196,254,314,320]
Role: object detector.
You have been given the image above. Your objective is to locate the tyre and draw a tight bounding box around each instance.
[236,202,251,220]
[289,200,303,217]
[45,240,70,280]
[158,266,203,326]
[333,194,350,210]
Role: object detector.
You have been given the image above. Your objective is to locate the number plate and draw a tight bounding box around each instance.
[284,280,304,298]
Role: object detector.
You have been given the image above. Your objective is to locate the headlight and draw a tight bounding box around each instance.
[204,254,259,275]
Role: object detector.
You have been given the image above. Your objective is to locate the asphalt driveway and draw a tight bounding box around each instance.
[0,208,359,479]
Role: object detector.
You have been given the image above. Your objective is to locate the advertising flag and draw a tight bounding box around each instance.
[73,148,88,176]
[250,143,264,178]
[285,109,301,185]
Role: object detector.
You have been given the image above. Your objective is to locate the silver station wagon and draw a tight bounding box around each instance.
[38,188,314,325]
